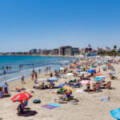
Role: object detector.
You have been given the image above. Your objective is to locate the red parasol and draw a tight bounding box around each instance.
[11,92,32,102]
[95,73,103,76]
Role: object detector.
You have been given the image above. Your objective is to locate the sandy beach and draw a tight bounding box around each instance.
[0,57,120,120]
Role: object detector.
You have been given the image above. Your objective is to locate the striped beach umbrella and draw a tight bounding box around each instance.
[63,86,74,92]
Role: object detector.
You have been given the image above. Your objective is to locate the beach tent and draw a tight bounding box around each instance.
[11,92,32,102]
[48,77,58,82]
[110,108,120,120]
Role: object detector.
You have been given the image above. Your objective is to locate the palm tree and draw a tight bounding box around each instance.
[113,45,117,56]
[113,45,117,51]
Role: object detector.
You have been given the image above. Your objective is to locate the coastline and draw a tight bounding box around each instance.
[0,55,77,83]
[0,54,79,58]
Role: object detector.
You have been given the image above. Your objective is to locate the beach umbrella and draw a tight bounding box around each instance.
[80,66,84,69]
[109,71,116,75]
[37,78,47,83]
[66,73,74,76]
[60,67,64,70]
[76,65,81,69]
[0,83,7,88]
[88,69,96,73]
[102,65,107,68]
[11,92,32,102]
[95,73,103,77]
[77,70,81,73]
[63,86,74,92]
[80,71,88,75]
[59,83,66,88]
[55,68,60,71]
[80,80,93,85]
[94,76,104,82]
[48,77,58,82]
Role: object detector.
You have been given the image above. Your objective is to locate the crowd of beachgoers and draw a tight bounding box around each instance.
[0,56,120,120]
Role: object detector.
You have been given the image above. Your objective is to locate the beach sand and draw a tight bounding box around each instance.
[0,62,120,120]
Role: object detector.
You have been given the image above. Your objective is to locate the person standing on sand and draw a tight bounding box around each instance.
[21,76,25,84]
[31,73,34,80]
[50,72,53,77]
[38,68,41,74]
[35,72,38,80]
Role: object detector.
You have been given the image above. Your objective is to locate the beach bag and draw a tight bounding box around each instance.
[33,99,41,104]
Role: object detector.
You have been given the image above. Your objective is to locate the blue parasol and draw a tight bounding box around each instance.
[59,83,66,88]
[88,69,96,73]
[0,83,7,88]
[94,76,104,81]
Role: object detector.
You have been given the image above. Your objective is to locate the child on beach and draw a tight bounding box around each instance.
[86,82,91,92]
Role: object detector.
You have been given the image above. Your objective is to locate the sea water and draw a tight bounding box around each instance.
[0,56,76,82]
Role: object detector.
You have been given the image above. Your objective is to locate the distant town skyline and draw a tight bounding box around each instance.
[0,0,120,52]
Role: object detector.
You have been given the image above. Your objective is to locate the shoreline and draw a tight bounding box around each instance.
[0,54,79,58]
[0,56,77,84]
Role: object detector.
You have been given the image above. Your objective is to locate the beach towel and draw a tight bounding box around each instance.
[48,103,61,107]
[42,105,57,109]
[110,108,120,120]
[42,103,61,109]
[100,96,110,102]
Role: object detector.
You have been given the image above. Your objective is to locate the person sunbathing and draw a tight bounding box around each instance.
[109,74,115,80]
[96,83,101,92]
[49,82,55,89]
[92,83,96,92]
[105,81,112,89]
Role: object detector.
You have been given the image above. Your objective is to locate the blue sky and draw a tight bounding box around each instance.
[0,0,120,52]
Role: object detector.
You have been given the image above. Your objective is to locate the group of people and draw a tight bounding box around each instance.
[34,81,55,89]
[85,81,112,93]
